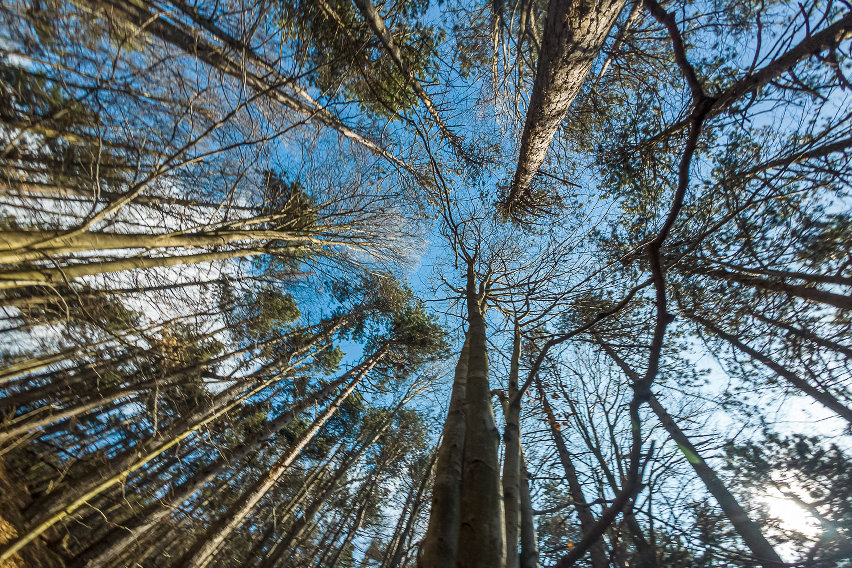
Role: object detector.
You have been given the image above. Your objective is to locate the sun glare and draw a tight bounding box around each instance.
[762,490,821,538]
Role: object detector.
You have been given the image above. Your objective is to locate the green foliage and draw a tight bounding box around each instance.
[258,170,317,234]
[275,0,441,117]
[312,345,345,374]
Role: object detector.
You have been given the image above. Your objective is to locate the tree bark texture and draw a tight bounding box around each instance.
[419,335,469,568]
[457,263,506,568]
[503,0,627,214]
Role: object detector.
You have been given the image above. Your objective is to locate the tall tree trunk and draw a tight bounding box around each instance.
[419,334,469,567]
[326,477,377,568]
[0,319,323,441]
[180,346,388,568]
[0,248,269,290]
[648,395,784,567]
[502,0,627,214]
[519,451,540,568]
[386,452,436,568]
[457,261,505,568]
[503,324,522,568]
[537,378,609,568]
[350,0,466,157]
[599,342,785,568]
[0,229,314,262]
[69,366,355,568]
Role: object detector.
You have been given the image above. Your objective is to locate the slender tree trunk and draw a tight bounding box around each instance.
[419,334,469,567]
[326,477,377,568]
[69,368,355,568]
[1,317,341,440]
[0,341,321,562]
[503,324,522,568]
[502,0,627,213]
[386,452,436,568]
[457,262,505,568]
[648,394,784,567]
[519,451,540,568]
[0,248,270,290]
[351,0,464,156]
[537,379,609,568]
[599,342,785,568]
[180,346,388,568]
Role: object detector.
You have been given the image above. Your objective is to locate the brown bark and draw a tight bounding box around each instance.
[689,266,852,310]
[502,0,627,214]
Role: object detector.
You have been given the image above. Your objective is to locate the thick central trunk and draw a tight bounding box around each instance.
[419,335,470,568]
[457,262,506,568]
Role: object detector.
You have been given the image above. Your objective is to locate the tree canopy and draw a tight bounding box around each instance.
[0,0,850,567]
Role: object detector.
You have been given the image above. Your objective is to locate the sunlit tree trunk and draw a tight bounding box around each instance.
[0,328,338,562]
[0,248,269,290]
[70,366,355,568]
[502,0,627,213]
[457,260,505,568]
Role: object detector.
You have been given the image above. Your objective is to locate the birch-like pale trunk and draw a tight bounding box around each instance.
[502,324,522,568]
[457,262,505,568]
[0,248,270,290]
[419,334,469,567]
[502,0,627,213]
